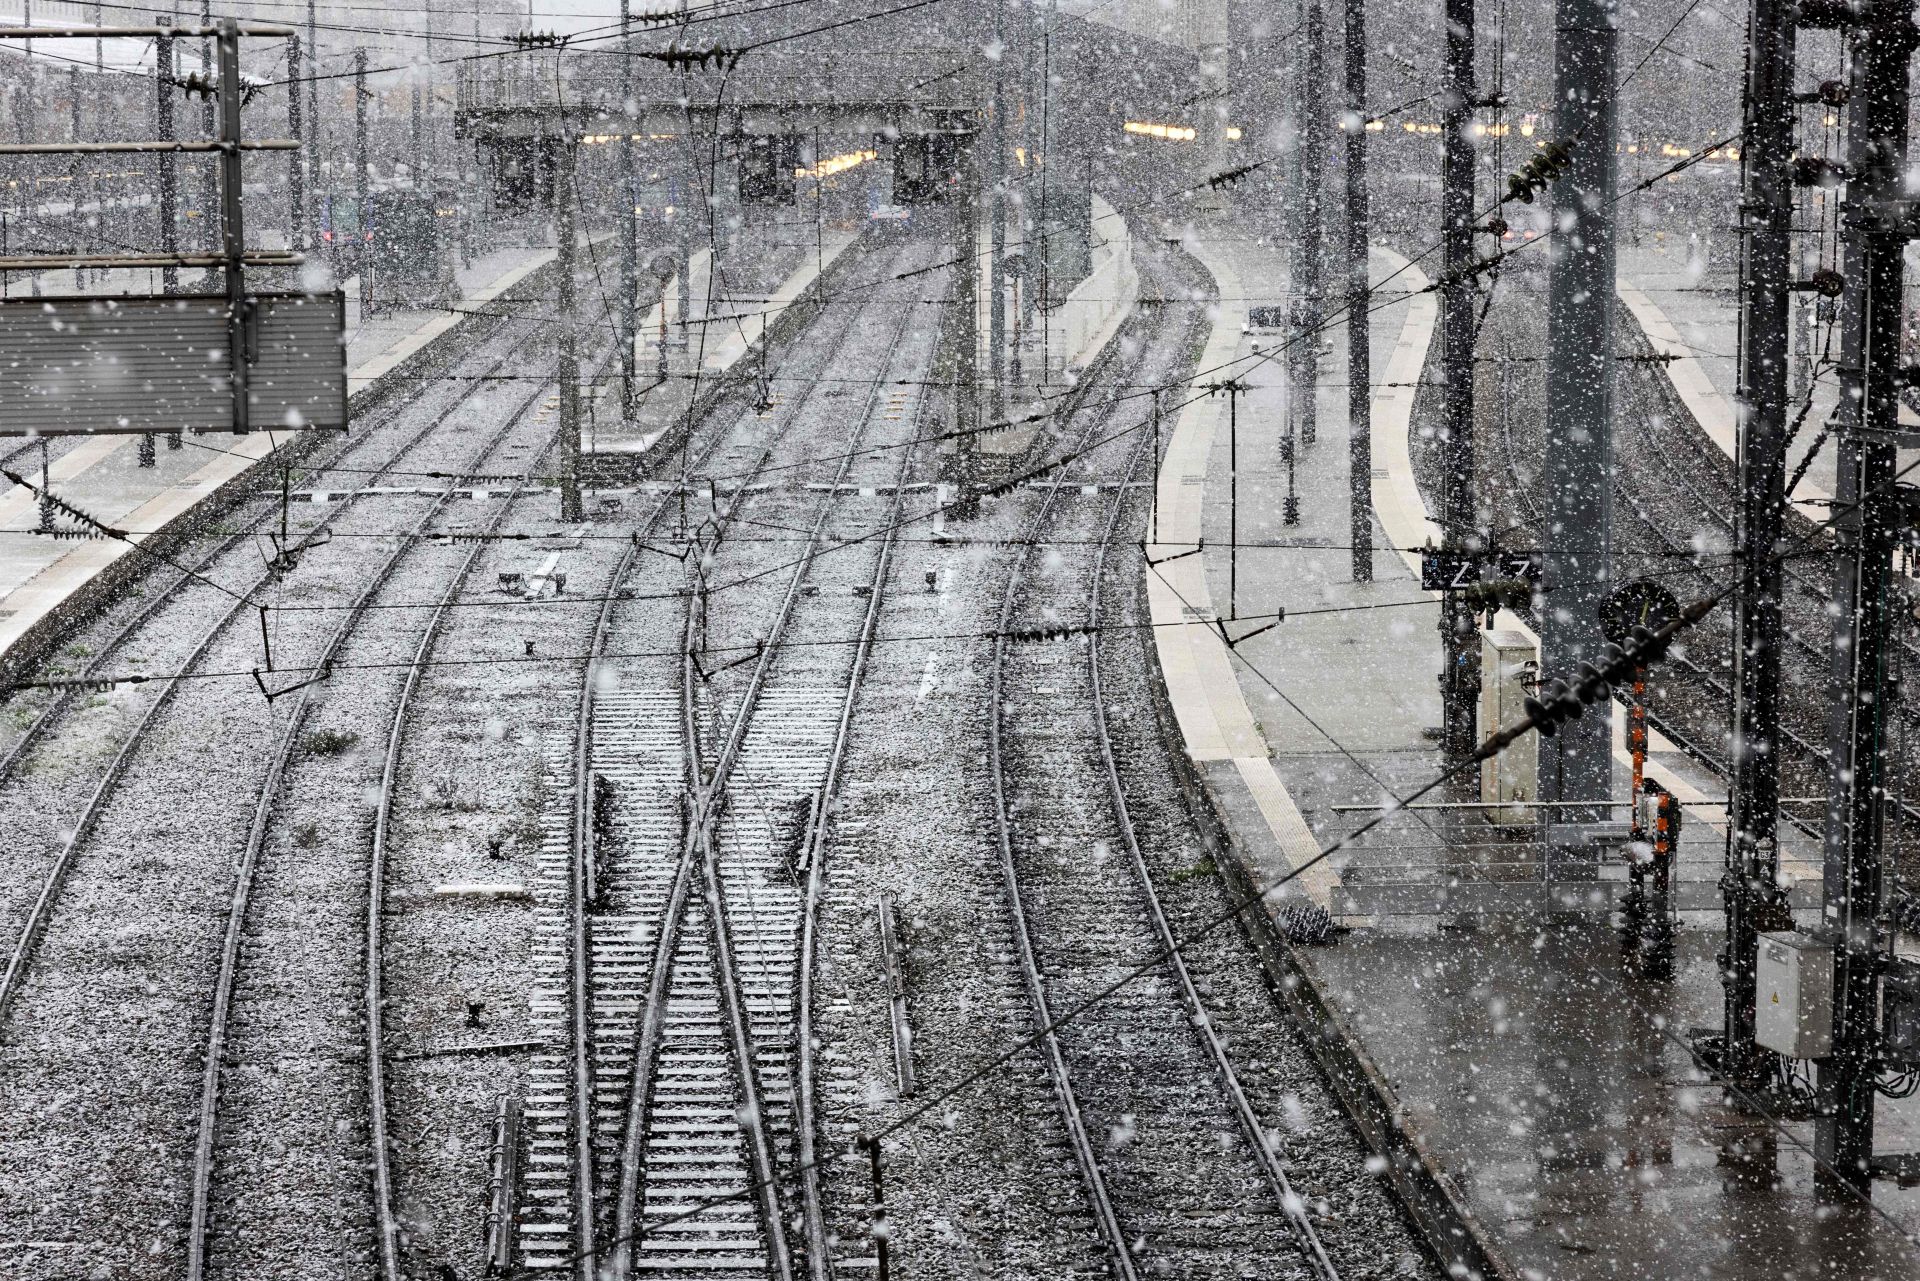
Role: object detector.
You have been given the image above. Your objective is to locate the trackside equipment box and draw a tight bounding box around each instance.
[1478,629,1539,826]
[1756,931,1835,1059]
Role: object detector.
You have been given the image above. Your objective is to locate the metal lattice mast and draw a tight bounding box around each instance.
[1812,0,1916,1200]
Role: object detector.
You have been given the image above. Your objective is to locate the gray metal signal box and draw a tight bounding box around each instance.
[1478,628,1539,826]
[1755,931,1835,1060]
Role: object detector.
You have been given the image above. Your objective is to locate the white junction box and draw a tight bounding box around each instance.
[1756,931,1835,1060]
[1478,629,1539,826]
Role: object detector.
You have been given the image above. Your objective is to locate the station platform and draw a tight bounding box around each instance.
[0,243,563,677]
[1615,239,1920,517]
[593,227,856,460]
[1144,214,1920,1278]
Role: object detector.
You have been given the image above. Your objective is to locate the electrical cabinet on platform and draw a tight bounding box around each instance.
[1755,931,1834,1059]
[1478,629,1539,826]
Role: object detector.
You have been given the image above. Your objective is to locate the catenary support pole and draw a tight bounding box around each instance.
[355,48,370,320]
[201,1,215,259]
[1300,0,1325,447]
[288,35,304,254]
[216,20,248,434]
[1721,0,1798,1092]
[1438,0,1478,757]
[1539,0,1618,865]
[557,138,584,523]
[1816,1,1915,1201]
[307,0,318,264]
[157,23,177,294]
[1345,0,1372,582]
[989,0,1008,421]
[619,0,638,418]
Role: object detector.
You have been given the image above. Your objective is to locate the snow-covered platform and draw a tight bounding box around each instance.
[589,226,857,463]
[0,244,561,679]
[1143,216,1920,1277]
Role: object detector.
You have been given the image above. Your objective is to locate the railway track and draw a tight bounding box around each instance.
[0,295,607,1275]
[984,241,1341,1279]
[1474,292,1905,841]
[0,324,546,1031]
[183,355,580,1278]
[493,233,940,1278]
[615,246,943,1280]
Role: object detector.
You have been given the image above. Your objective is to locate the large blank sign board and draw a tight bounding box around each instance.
[0,291,347,435]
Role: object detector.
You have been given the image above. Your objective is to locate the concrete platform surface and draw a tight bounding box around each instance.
[1307,925,1920,1279]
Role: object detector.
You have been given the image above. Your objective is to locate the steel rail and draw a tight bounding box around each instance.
[1488,357,1847,839]
[0,340,524,783]
[0,338,527,1032]
[1083,387,1342,1280]
[364,340,611,1281]
[984,323,1149,1281]
[184,372,555,1281]
[607,247,918,1281]
[789,312,934,1280]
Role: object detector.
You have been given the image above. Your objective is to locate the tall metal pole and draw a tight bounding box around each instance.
[201,1,215,259]
[1299,0,1325,446]
[1721,0,1798,1091]
[157,23,178,295]
[956,129,981,448]
[1345,0,1372,583]
[307,0,318,261]
[355,49,370,320]
[1816,3,1914,1201]
[1539,0,1619,863]
[557,138,584,523]
[989,0,1009,420]
[1438,0,1478,756]
[69,65,82,289]
[21,0,38,298]
[288,35,305,255]
[216,20,249,434]
[619,0,638,418]
[1284,2,1307,441]
[1195,1,1229,198]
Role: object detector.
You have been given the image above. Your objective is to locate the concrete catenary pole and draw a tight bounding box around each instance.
[1721,0,1798,1091]
[1194,0,1230,201]
[412,0,430,185]
[1438,0,1478,755]
[1539,0,1618,863]
[1815,0,1914,1201]
[1344,0,1370,582]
